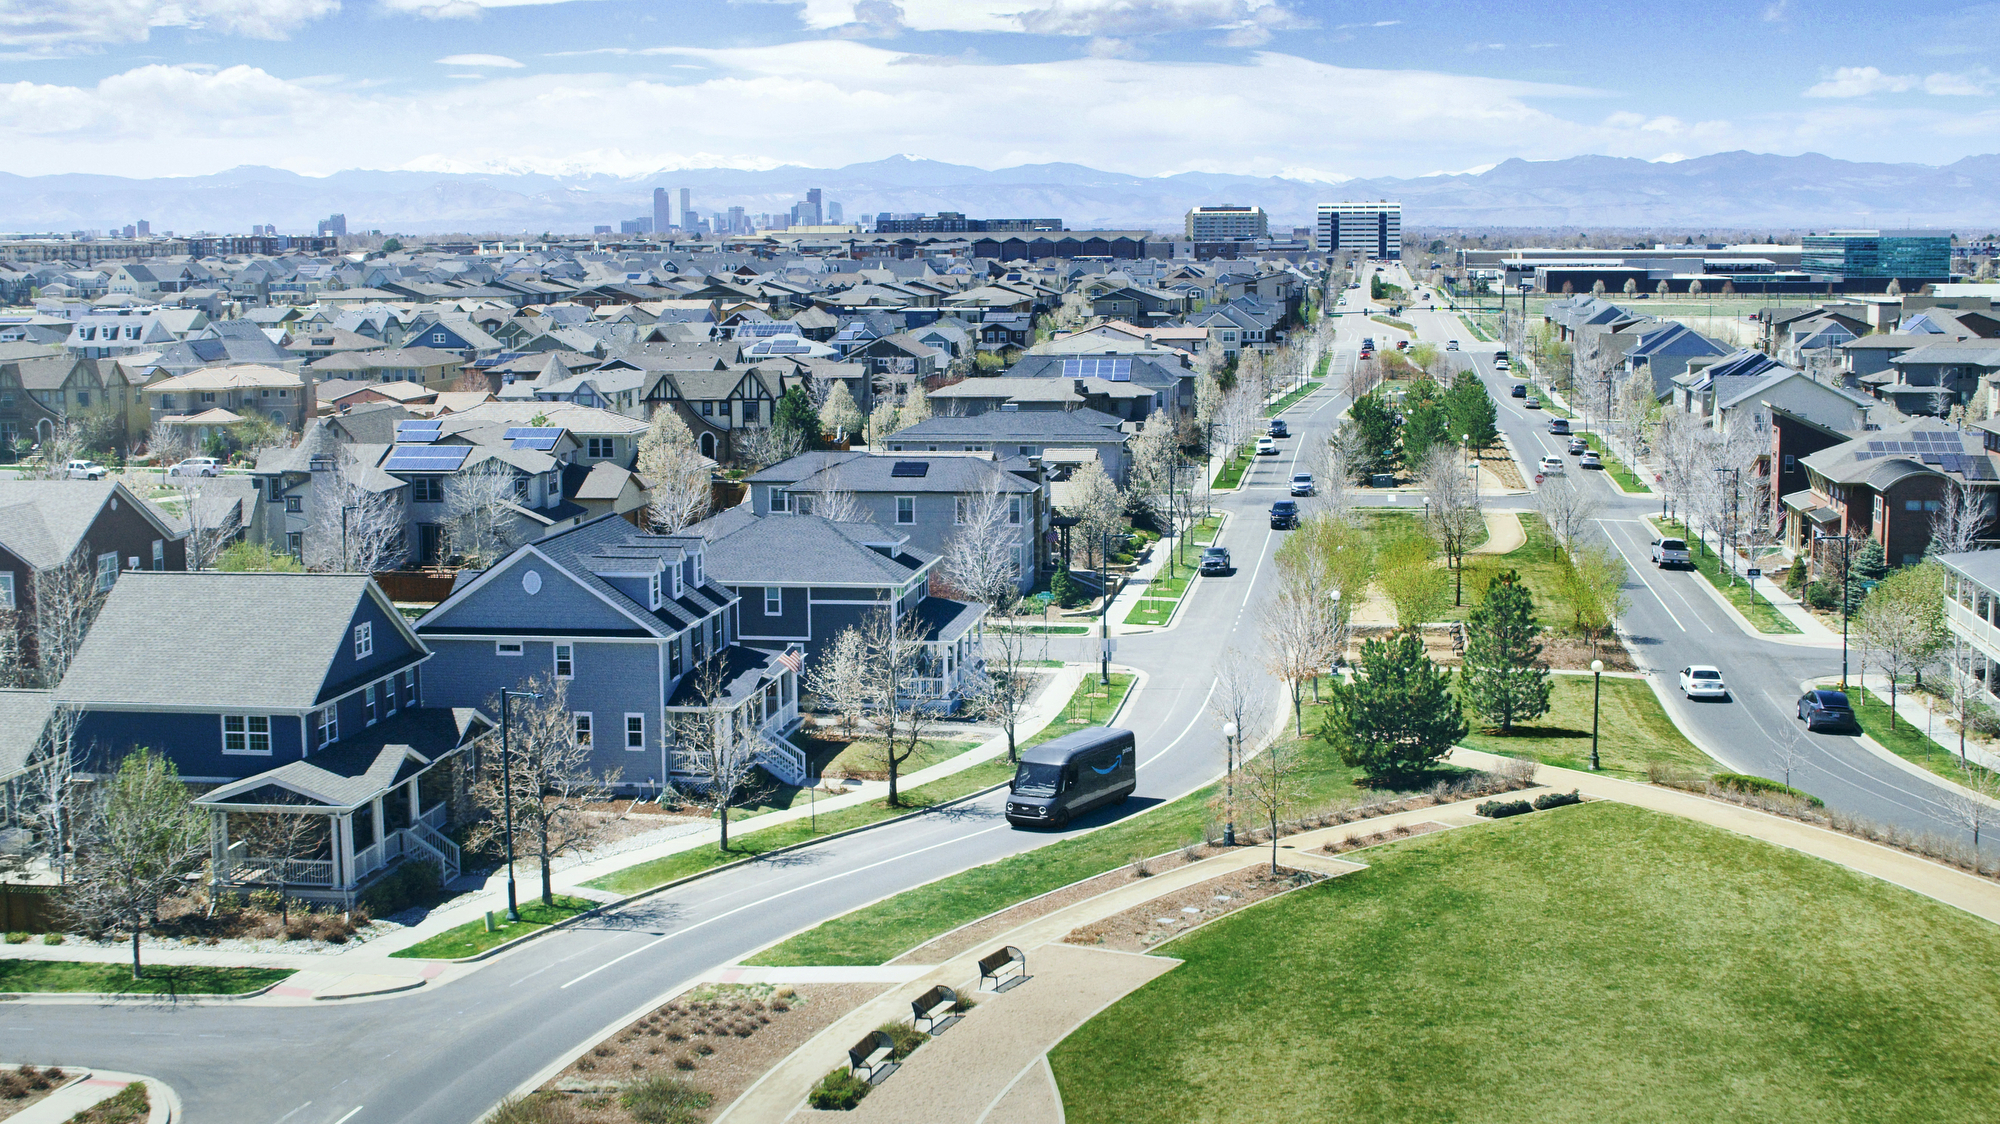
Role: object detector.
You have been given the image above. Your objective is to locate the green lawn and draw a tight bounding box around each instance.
[1214,449,1253,489]
[583,674,1136,898]
[1854,687,2000,789]
[1458,314,1493,342]
[390,895,599,960]
[992,624,1091,636]
[750,711,1375,967]
[1461,675,1711,779]
[1364,510,1578,628]
[1263,381,1324,417]
[1577,432,1651,493]
[1653,519,1800,634]
[1369,315,1415,333]
[0,960,292,994]
[813,737,981,783]
[1123,599,1180,626]
[1187,515,1223,546]
[1050,801,2000,1124]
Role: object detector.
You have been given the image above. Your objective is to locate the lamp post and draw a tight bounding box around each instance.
[1099,530,1111,686]
[1589,659,1604,771]
[1814,531,1855,686]
[498,687,540,922]
[1222,721,1238,846]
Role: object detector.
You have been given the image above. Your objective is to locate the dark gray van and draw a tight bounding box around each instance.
[1005,726,1136,828]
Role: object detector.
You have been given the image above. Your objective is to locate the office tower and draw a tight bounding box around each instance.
[1184,204,1268,241]
[136,220,150,236]
[806,187,823,226]
[679,188,692,229]
[653,188,671,234]
[828,201,843,224]
[1314,201,1401,259]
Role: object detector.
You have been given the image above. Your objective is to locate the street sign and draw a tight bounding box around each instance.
[1534,473,1545,484]
[1746,568,1762,579]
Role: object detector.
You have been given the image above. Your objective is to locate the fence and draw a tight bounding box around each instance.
[373,570,458,604]
[0,884,59,933]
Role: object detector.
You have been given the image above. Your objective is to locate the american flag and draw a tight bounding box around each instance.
[777,648,804,674]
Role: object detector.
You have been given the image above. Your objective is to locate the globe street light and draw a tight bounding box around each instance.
[1588,659,1604,772]
[1222,721,1238,847]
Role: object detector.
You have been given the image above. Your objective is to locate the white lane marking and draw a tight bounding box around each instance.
[560,823,1012,989]
[274,1103,311,1124]
[1595,519,1687,632]
[1140,677,1223,769]
[334,1109,363,1124]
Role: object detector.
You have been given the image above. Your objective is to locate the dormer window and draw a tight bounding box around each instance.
[692,554,702,586]
[649,572,661,609]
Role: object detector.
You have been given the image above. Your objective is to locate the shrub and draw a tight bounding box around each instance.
[1475,798,1533,819]
[1712,773,1825,808]
[358,858,443,916]
[876,1020,929,1059]
[1647,760,1709,791]
[41,933,62,946]
[3,933,25,944]
[1806,580,1841,611]
[1532,789,1583,810]
[620,1075,712,1124]
[488,1093,582,1124]
[808,1067,873,1111]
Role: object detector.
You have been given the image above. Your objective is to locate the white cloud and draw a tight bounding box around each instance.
[1924,70,1993,96]
[375,0,605,18]
[0,0,340,53]
[770,0,1309,37]
[435,53,524,66]
[1805,66,1917,97]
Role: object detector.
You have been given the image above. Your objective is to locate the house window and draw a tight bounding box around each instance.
[897,496,915,524]
[742,400,759,422]
[587,437,613,458]
[430,331,448,345]
[0,572,12,609]
[354,622,373,658]
[701,401,714,416]
[285,495,302,513]
[76,391,88,407]
[364,683,379,726]
[222,714,272,756]
[411,477,442,503]
[152,540,164,570]
[574,713,593,749]
[649,572,662,609]
[670,637,684,678]
[1907,500,1924,511]
[554,643,573,678]
[384,675,398,716]
[316,706,337,748]
[496,640,524,656]
[769,486,788,513]
[765,587,782,615]
[625,714,645,750]
[96,552,118,592]
[402,669,417,709]
[1009,496,1022,525]
[1783,454,1796,468]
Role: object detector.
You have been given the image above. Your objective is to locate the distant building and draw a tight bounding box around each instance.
[876,213,1065,234]
[135,220,150,237]
[317,214,347,238]
[1185,204,1268,241]
[620,217,653,235]
[653,187,671,233]
[1315,201,1401,260]
[1801,229,1950,284]
[679,187,692,229]
[594,225,612,235]
[827,201,843,224]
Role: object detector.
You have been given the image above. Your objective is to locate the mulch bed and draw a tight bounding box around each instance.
[539,982,877,1121]
[1320,820,1450,854]
[1062,865,1327,954]
[1477,447,1525,489]
[0,1065,73,1123]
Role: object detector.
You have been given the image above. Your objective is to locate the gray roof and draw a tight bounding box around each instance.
[1937,549,2000,594]
[54,573,420,712]
[1713,369,1872,412]
[768,452,1038,495]
[0,480,177,569]
[1799,418,1997,490]
[195,708,490,810]
[667,644,787,709]
[691,510,934,587]
[0,689,53,782]
[894,409,1126,443]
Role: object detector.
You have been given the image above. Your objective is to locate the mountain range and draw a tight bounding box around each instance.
[4,151,1999,237]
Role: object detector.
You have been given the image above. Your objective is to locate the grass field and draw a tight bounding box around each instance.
[1653,518,1800,634]
[1050,801,2000,1124]
[583,674,1136,898]
[1461,675,1711,779]
[390,895,598,960]
[1577,432,1651,493]
[0,960,292,994]
[1853,686,2000,789]
[1362,510,1592,629]
[812,737,981,783]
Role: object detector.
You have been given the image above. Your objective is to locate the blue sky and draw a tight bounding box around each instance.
[6,0,2000,179]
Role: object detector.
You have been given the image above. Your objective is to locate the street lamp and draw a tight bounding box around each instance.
[1814,531,1855,686]
[1222,721,1238,846]
[1588,659,1604,771]
[1099,529,1112,686]
[498,687,540,922]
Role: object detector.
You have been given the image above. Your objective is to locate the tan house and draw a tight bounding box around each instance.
[306,346,463,390]
[143,364,310,432]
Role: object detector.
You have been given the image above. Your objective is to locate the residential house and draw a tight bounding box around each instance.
[1001,353,1192,421]
[1931,550,2000,722]
[415,515,805,793]
[143,364,310,433]
[149,322,302,380]
[306,347,463,390]
[889,409,1133,484]
[1788,418,1999,568]
[1880,340,2000,417]
[0,479,187,675]
[1767,405,1855,544]
[1620,322,1730,397]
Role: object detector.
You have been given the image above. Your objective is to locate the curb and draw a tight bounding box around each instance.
[0,975,290,1006]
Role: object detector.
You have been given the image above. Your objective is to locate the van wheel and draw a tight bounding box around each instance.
[1051,810,1071,829]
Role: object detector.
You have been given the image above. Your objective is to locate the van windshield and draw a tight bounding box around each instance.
[1013,762,1063,797]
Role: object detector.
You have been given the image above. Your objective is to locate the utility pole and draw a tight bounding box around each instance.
[1099,530,1111,686]
[1815,531,1855,686]
[1715,467,1740,585]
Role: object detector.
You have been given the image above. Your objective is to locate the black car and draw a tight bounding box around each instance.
[1268,419,1289,438]
[1269,501,1299,529]
[1510,383,1527,398]
[1199,546,1232,575]
[1799,689,1858,733]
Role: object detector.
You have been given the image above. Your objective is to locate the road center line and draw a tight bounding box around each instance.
[1596,519,1687,632]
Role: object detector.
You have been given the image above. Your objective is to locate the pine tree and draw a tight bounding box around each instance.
[1446,369,1499,449]
[1322,629,1467,783]
[772,385,822,451]
[1402,379,1450,465]
[1460,569,1552,733]
[1347,392,1401,479]
[1851,538,1889,583]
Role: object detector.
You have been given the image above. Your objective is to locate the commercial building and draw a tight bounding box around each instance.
[1315,201,1401,260]
[1800,229,1951,284]
[875,213,1065,234]
[653,187,671,234]
[1184,205,1268,241]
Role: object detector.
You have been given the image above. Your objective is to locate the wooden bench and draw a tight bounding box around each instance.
[977,945,1030,993]
[911,984,961,1034]
[848,1028,898,1085]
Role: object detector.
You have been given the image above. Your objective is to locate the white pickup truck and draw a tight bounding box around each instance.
[1650,537,1691,568]
[63,459,107,480]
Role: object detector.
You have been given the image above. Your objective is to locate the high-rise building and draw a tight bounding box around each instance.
[827,201,843,224]
[1184,204,1268,241]
[653,188,671,234]
[1801,229,1950,281]
[619,217,653,234]
[679,188,692,229]
[317,213,347,237]
[135,220,150,237]
[727,206,746,233]
[1314,201,1401,260]
[806,187,823,226]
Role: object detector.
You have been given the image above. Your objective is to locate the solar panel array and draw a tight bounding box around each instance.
[504,426,564,452]
[1061,357,1133,382]
[1848,430,1999,478]
[396,420,443,444]
[383,445,471,473]
[753,342,812,355]
[890,460,930,478]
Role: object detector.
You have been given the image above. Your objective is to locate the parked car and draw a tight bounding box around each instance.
[169,457,223,477]
[1268,419,1289,438]
[1649,537,1691,568]
[1538,456,1565,476]
[1679,665,1729,700]
[1580,451,1603,469]
[1255,436,1278,456]
[1799,689,1858,732]
[1199,546,1232,575]
[1524,396,1542,409]
[1269,500,1299,529]
[1567,438,1588,455]
[1290,473,1316,496]
[1549,418,1571,435]
[62,459,107,480]
[1510,383,1528,398]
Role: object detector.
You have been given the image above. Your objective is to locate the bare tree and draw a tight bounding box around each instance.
[817,381,864,443]
[1419,444,1484,607]
[468,675,621,904]
[228,790,329,922]
[943,481,1023,605]
[852,608,945,807]
[1930,478,1992,557]
[865,399,901,448]
[668,659,765,853]
[1261,576,1339,734]
[65,748,210,980]
[308,445,406,573]
[24,705,84,885]
[1304,430,1355,522]
[804,628,870,737]
[1063,460,1125,575]
[795,466,864,523]
[172,478,228,572]
[1237,737,1306,874]
[443,463,522,567]
[1653,410,1707,524]
[637,408,713,534]
[1127,420,1180,552]
[1207,645,1259,840]
[32,420,89,479]
[146,418,191,470]
[1538,473,1603,559]
[1938,764,2000,872]
[31,545,111,689]
[736,422,808,470]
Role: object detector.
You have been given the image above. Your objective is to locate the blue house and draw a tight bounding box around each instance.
[414,514,805,794]
[52,572,490,904]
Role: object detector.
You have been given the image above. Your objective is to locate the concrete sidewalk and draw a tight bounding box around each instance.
[3,1070,176,1124]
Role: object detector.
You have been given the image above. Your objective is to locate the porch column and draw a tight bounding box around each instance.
[406,779,421,826]
[371,797,386,853]
[334,814,353,889]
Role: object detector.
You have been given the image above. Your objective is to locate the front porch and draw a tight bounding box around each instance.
[666,644,805,786]
[905,596,988,710]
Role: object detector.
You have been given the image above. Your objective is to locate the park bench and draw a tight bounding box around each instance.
[911,984,961,1035]
[977,945,1029,993]
[848,1028,899,1085]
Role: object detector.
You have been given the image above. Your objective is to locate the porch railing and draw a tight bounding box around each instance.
[409,822,461,883]
[231,856,337,888]
[755,734,808,787]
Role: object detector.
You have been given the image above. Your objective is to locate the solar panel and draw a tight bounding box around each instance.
[396,420,443,443]
[1971,459,1999,481]
[890,461,930,478]
[1941,454,1963,472]
[512,437,560,451]
[383,446,471,473]
[504,426,564,442]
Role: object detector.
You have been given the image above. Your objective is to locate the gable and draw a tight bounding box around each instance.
[419,549,655,637]
[319,591,426,704]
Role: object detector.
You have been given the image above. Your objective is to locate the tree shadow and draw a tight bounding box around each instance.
[1478,723,1591,740]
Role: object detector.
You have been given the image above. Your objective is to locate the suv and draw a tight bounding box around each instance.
[1548,418,1571,435]
[1268,419,1289,438]
[1510,383,1528,398]
[1269,500,1299,529]
[169,457,224,477]
[1290,473,1316,496]
[1567,437,1588,455]
[1799,689,1858,733]
[1649,537,1691,568]
[63,459,107,480]
[1255,436,1278,456]
[1199,546,1232,575]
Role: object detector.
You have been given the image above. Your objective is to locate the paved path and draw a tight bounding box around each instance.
[1470,510,1525,556]
[3,1069,176,1124]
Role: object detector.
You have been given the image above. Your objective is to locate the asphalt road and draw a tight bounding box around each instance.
[0,351,1359,1124]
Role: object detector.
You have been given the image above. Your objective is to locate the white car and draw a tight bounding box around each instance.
[1290,473,1316,496]
[1537,456,1565,476]
[1679,665,1728,700]
[169,457,223,477]
[62,459,106,480]
[1255,436,1278,456]
[1445,340,1460,351]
